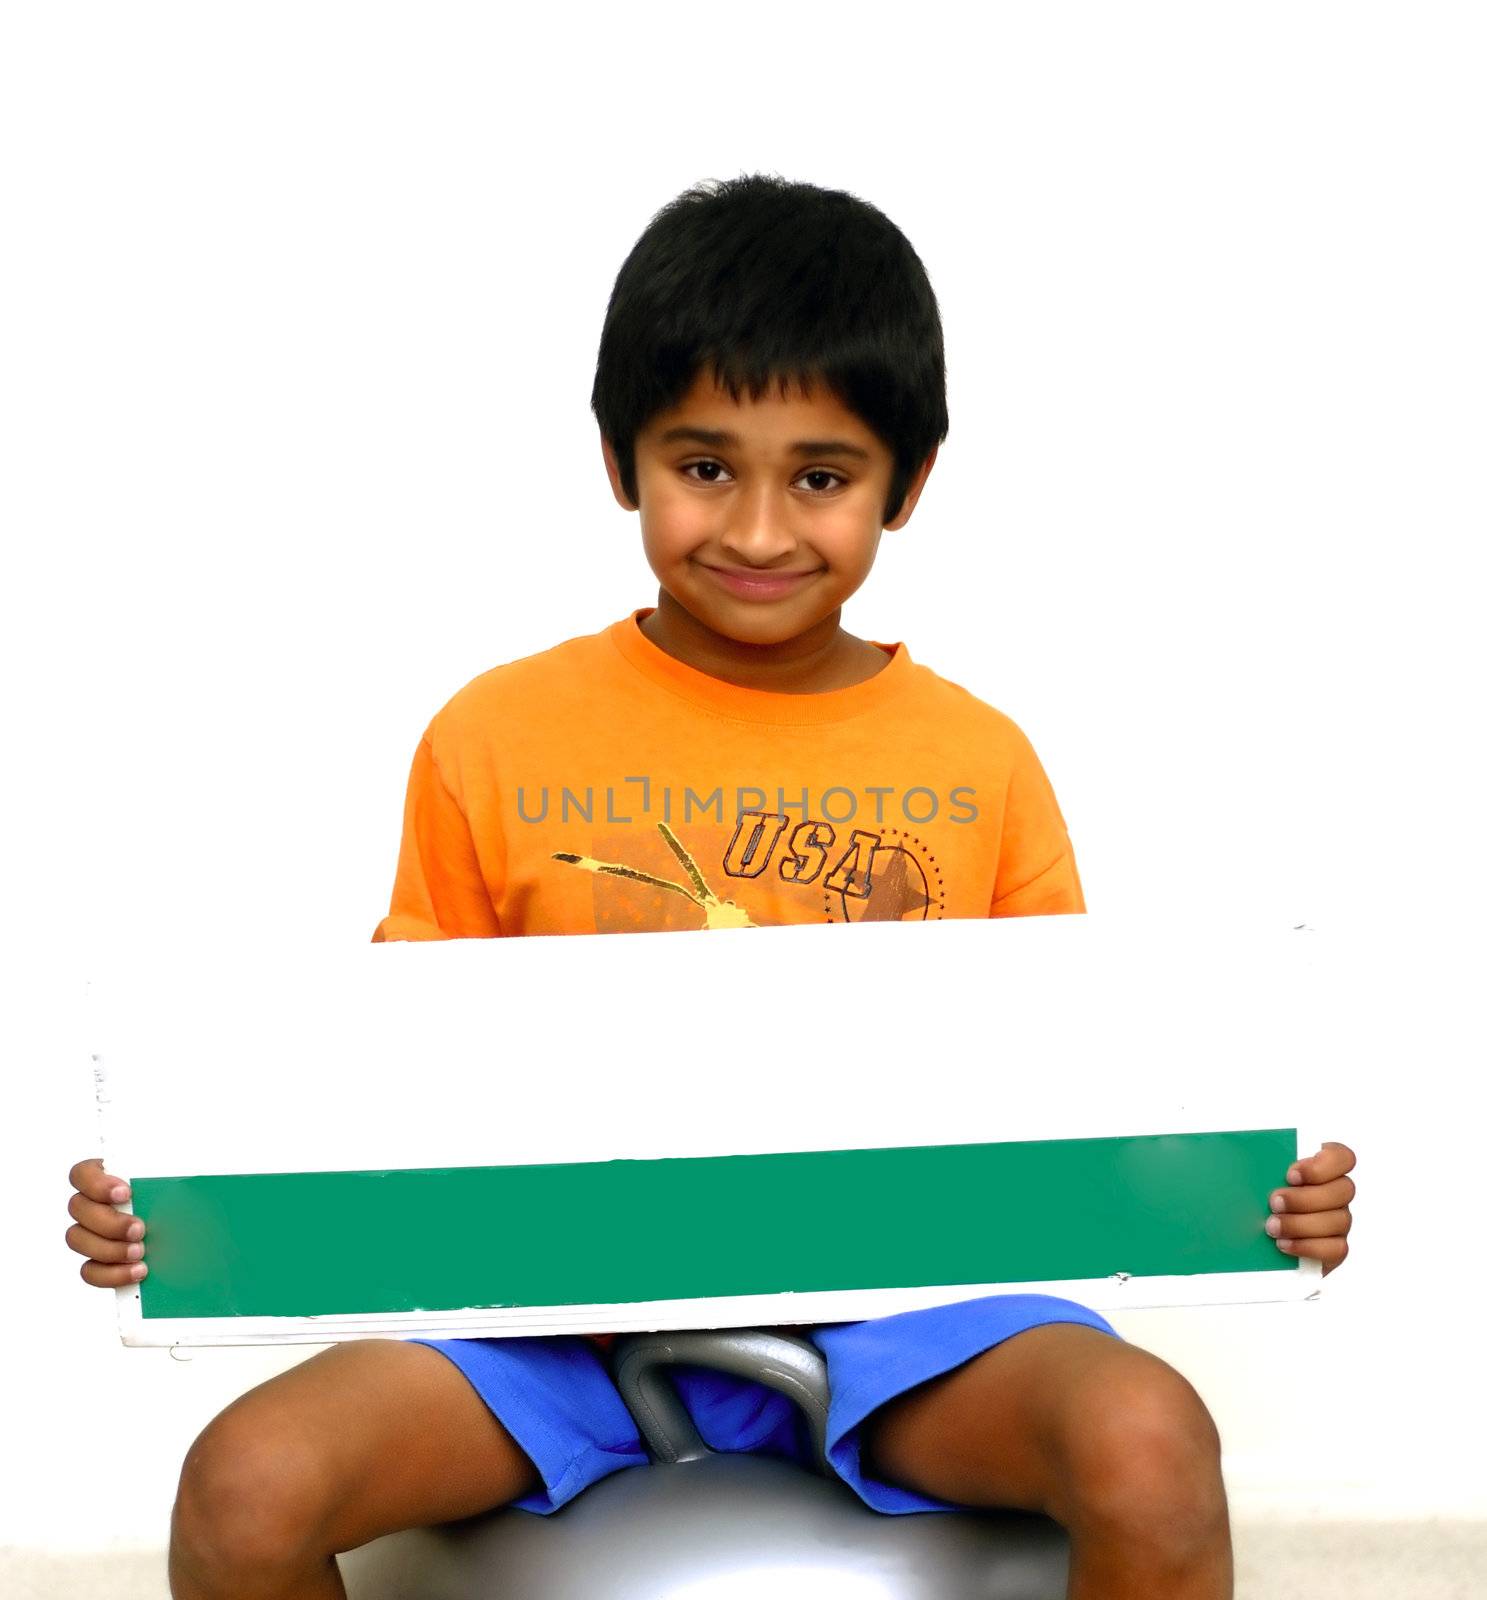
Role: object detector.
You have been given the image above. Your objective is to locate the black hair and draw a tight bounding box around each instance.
[591,172,949,528]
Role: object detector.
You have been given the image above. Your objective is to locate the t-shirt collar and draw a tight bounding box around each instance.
[606,607,913,726]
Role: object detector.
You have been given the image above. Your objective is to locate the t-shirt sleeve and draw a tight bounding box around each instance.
[371,732,503,942]
[989,728,1086,918]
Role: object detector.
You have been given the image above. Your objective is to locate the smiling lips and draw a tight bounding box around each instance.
[701,563,823,601]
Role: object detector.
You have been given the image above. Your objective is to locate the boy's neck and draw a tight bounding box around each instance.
[638,591,890,695]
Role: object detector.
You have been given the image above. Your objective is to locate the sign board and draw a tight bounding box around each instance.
[88,916,1326,1346]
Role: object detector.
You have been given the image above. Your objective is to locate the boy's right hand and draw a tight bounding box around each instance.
[66,1158,148,1286]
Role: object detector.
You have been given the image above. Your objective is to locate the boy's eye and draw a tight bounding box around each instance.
[681,459,847,494]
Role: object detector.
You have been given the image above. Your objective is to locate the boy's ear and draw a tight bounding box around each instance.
[600,432,639,512]
[884,443,939,531]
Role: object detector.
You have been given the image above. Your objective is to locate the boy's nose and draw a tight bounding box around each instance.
[717,483,808,556]
[718,538,802,568]
[718,518,805,566]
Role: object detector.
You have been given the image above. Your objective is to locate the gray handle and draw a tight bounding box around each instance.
[610,1329,834,1477]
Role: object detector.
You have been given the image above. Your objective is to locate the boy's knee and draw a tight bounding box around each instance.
[1053,1357,1226,1553]
[172,1404,339,1573]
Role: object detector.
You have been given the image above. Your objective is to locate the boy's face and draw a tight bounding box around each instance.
[602,368,936,665]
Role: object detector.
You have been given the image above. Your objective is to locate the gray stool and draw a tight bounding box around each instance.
[338,1328,1070,1598]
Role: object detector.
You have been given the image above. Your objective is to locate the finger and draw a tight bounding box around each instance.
[1270,1175,1355,1214]
[1266,1207,1352,1241]
[69,1158,132,1204]
[79,1258,148,1289]
[65,1223,146,1264]
[1287,1142,1356,1186]
[1273,1235,1348,1273]
[68,1189,145,1242]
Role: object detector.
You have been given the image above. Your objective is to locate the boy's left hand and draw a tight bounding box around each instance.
[1266,1140,1356,1275]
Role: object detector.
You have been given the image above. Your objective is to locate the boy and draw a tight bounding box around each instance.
[67,173,1356,1599]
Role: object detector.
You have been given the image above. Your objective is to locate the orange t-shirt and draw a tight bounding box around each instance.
[373,607,1086,1346]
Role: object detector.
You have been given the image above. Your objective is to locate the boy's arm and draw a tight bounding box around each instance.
[989,727,1085,918]
[372,733,502,941]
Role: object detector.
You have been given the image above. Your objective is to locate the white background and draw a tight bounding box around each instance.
[2,0,1483,1558]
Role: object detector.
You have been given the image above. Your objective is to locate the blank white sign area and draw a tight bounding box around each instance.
[89,916,1327,1343]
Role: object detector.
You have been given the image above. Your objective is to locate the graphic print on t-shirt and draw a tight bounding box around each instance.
[553,820,757,930]
[553,812,945,934]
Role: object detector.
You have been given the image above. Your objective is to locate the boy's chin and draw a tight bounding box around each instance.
[665,588,839,644]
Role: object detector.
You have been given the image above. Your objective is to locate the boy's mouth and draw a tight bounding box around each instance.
[700,563,823,601]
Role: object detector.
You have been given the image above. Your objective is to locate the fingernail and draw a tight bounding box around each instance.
[1287,1166,1302,1184]
[1276,1239,1294,1252]
[1270,1193,1287,1213]
[111,1185,129,1201]
[1265,1217,1283,1237]
[126,1220,144,1240]
[126,1243,143,1260]
[130,1263,147,1280]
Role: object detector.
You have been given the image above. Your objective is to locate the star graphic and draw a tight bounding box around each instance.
[855,846,933,921]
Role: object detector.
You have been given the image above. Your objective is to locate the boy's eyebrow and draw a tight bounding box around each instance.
[657,425,872,461]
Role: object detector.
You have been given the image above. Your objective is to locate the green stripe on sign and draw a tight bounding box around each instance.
[130,1129,1297,1319]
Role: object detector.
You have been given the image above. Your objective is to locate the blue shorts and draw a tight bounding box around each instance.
[408,1293,1120,1516]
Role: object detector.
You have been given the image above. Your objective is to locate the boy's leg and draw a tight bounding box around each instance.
[169,1338,542,1600]
[857,1322,1232,1600]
